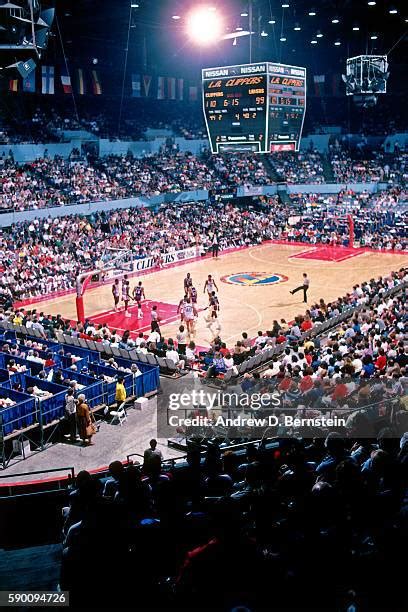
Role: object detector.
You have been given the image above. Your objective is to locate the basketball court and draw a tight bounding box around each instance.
[25,243,408,347]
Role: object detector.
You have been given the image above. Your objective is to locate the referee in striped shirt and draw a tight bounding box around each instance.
[290,273,310,303]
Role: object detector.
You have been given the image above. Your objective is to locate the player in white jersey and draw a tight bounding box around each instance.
[132,281,146,319]
[182,298,197,336]
[122,279,131,317]
[177,294,189,322]
[203,274,218,298]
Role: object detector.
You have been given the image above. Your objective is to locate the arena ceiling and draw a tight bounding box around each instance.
[51,1,408,78]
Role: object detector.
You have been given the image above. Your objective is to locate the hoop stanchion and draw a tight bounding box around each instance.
[76,296,85,323]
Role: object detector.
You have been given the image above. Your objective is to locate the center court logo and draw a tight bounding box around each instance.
[221,272,288,286]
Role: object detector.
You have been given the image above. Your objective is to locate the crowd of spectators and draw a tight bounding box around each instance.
[329,141,408,184]
[270,149,326,184]
[49,266,407,609]
[0,197,407,302]
[0,144,407,212]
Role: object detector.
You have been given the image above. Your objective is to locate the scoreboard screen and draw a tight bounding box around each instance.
[202,62,306,153]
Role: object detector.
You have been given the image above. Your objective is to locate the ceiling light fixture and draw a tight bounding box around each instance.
[308,9,316,16]
[293,23,301,30]
[316,30,323,37]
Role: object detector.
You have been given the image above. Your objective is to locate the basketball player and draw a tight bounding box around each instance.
[112,278,120,311]
[177,294,188,322]
[290,273,310,303]
[209,291,220,313]
[183,297,197,337]
[204,274,218,298]
[190,285,198,305]
[205,299,221,340]
[184,273,193,294]
[132,281,146,319]
[122,278,131,317]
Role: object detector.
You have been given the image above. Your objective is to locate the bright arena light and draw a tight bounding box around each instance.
[187,6,223,45]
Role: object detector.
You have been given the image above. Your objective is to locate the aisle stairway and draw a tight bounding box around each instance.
[322,153,336,182]
[263,154,283,182]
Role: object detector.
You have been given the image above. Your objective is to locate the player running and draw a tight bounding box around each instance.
[132,281,146,319]
[204,274,218,298]
[112,278,120,311]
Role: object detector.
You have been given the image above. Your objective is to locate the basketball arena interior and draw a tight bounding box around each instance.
[0,1,407,610]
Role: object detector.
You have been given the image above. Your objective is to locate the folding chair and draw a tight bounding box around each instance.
[109,401,128,426]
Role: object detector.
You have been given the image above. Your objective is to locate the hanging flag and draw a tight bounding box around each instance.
[41,65,54,94]
[60,67,72,94]
[332,73,341,96]
[9,78,18,92]
[77,69,86,95]
[142,74,152,97]
[132,74,141,97]
[189,84,198,101]
[313,74,325,97]
[91,70,102,95]
[157,76,165,99]
[23,71,36,93]
[167,77,176,100]
[177,78,184,101]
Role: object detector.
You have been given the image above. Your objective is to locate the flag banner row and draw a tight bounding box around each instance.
[8,65,200,100]
[132,74,198,101]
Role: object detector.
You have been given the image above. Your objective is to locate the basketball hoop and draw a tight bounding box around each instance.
[75,248,135,323]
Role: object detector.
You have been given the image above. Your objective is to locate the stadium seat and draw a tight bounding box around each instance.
[137,352,149,364]
[95,343,105,353]
[146,353,158,366]
[71,337,80,347]
[156,356,168,371]
[79,338,88,349]
[111,347,122,358]
[64,335,74,345]
[119,348,131,360]
[165,358,177,375]
[128,349,139,361]
[87,340,97,351]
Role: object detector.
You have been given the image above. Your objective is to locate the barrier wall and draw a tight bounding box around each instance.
[1,182,393,228]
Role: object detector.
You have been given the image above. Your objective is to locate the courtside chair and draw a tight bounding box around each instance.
[146,353,158,366]
[119,348,131,360]
[109,401,128,426]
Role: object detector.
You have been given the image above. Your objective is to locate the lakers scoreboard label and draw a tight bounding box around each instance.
[221,272,288,286]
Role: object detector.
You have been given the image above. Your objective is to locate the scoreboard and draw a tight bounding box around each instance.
[202,62,307,154]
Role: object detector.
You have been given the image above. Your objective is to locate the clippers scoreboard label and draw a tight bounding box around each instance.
[202,62,306,153]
